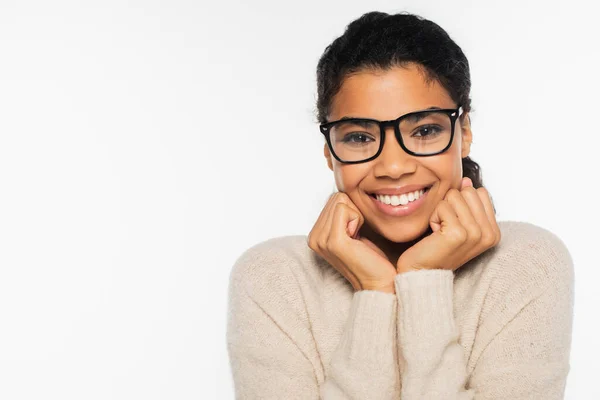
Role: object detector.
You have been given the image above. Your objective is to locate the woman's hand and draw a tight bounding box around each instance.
[396,177,501,274]
[308,192,397,293]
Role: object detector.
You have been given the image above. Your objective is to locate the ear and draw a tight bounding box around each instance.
[459,113,473,158]
[324,143,334,171]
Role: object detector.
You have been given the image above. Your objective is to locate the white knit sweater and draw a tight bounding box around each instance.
[226,220,574,399]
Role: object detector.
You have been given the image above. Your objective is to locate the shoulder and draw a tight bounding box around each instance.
[497,220,569,251]
[228,235,326,298]
[496,220,572,275]
[483,220,574,296]
[227,235,331,330]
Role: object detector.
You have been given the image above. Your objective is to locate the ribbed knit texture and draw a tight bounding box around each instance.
[226,221,574,399]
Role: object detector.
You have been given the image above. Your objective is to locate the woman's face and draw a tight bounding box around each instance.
[324,63,472,243]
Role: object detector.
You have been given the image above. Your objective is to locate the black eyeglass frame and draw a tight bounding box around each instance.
[319,106,464,164]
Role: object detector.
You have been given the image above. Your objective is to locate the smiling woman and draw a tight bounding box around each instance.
[321,65,473,248]
[226,11,574,399]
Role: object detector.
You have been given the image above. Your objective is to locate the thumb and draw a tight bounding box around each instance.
[346,218,359,238]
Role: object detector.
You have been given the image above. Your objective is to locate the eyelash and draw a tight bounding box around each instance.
[340,124,443,143]
[412,125,443,138]
[341,133,374,143]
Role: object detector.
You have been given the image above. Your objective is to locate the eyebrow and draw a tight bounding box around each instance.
[338,106,444,121]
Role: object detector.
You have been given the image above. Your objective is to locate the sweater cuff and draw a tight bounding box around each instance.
[394,269,456,341]
[336,290,397,369]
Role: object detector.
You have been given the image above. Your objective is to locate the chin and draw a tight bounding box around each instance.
[373,219,431,244]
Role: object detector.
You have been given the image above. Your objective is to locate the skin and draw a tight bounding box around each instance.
[325,63,472,263]
[308,62,501,294]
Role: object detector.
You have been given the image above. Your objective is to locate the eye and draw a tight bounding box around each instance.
[412,125,443,138]
[342,132,375,143]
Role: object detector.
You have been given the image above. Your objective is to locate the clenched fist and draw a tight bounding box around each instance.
[396,177,501,273]
[307,192,397,294]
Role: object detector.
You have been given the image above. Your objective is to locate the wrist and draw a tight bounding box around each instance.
[396,265,421,275]
[360,283,396,294]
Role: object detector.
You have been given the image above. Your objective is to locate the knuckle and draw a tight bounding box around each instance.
[462,186,478,197]
[326,193,338,204]
[494,229,502,245]
[317,238,328,251]
[307,234,315,250]
[335,201,347,210]
[307,231,317,249]
[448,226,468,243]
[446,189,460,200]
[335,192,350,202]
[327,193,340,205]
[480,231,496,246]
[468,225,482,242]
[333,202,347,216]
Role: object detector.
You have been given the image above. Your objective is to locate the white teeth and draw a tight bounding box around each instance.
[375,189,426,206]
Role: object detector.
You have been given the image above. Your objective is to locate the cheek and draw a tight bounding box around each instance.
[423,151,463,189]
[333,168,345,191]
[333,164,368,192]
[443,150,464,189]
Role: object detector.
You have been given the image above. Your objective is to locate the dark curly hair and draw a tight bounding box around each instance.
[315,11,485,189]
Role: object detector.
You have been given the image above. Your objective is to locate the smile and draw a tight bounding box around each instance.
[367,186,431,217]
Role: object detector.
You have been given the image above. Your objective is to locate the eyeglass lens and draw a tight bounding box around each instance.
[329,110,453,162]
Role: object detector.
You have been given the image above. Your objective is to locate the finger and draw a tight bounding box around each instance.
[322,193,341,238]
[475,187,495,224]
[347,218,359,238]
[328,202,361,285]
[309,192,341,250]
[329,201,362,247]
[335,193,365,238]
[460,186,493,241]
[430,198,460,234]
[428,199,468,254]
[475,187,502,245]
[308,194,364,290]
[457,187,501,264]
[444,189,481,244]
[315,192,337,227]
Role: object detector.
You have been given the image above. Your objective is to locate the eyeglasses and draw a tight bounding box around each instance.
[320,106,463,164]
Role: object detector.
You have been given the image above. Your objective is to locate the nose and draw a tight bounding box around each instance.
[371,126,417,178]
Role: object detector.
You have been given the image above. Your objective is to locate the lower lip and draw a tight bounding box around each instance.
[369,188,430,217]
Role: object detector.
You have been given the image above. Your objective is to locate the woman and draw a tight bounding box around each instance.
[227,11,574,399]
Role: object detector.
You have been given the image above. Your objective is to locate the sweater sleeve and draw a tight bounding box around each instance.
[319,289,401,399]
[395,269,474,399]
[226,279,321,399]
[394,260,574,399]
[226,246,401,399]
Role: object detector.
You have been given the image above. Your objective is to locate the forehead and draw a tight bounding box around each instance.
[329,64,455,121]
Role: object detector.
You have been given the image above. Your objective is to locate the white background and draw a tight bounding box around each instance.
[0,0,598,399]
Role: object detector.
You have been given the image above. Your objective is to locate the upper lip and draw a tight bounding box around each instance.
[368,184,433,196]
